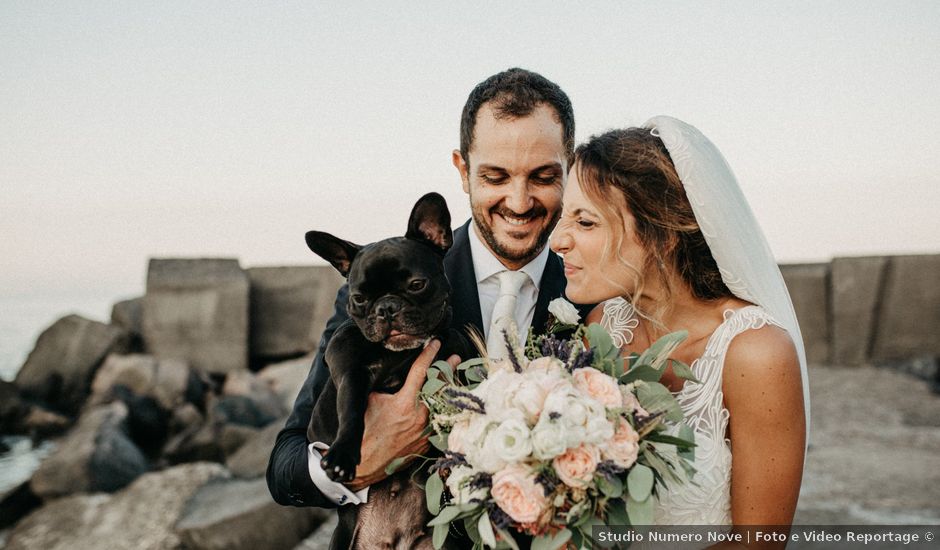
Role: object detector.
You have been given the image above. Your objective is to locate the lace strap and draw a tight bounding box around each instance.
[599,297,639,349]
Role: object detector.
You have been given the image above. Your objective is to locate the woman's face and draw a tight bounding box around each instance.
[550,167,649,304]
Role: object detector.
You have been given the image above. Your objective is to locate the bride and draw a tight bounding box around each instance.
[550,117,809,528]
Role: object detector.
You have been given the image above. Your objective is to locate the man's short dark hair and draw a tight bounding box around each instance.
[459,68,575,166]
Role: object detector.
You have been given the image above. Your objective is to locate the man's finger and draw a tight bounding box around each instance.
[398,339,440,397]
[446,354,461,368]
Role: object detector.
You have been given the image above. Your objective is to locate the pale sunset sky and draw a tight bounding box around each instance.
[2,1,938,308]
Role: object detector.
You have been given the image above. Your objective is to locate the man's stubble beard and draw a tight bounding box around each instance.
[470,199,561,265]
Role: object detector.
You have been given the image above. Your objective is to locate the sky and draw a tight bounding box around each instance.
[2,1,939,307]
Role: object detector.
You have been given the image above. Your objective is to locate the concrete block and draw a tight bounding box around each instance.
[871,254,940,361]
[247,266,343,361]
[830,256,888,365]
[780,263,830,364]
[142,259,249,374]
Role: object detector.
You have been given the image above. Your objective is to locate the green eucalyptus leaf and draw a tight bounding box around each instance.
[598,474,624,498]
[627,464,654,502]
[606,498,629,526]
[585,323,614,357]
[433,523,449,549]
[429,434,447,452]
[678,423,696,461]
[531,528,571,550]
[644,432,696,450]
[620,365,662,384]
[670,359,700,384]
[426,472,443,515]
[644,448,680,486]
[463,515,482,544]
[634,330,688,371]
[428,505,463,526]
[478,513,497,548]
[636,382,683,422]
[433,360,455,383]
[384,456,408,475]
[422,377,446,395]
[496,528,520,550]
[626,494,654,526]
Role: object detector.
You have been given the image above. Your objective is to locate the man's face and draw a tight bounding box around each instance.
[453,102,567,270]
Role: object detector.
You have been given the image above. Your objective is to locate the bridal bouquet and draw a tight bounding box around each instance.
[414,299,697,550]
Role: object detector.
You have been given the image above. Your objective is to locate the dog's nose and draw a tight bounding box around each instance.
[375,301,401,319]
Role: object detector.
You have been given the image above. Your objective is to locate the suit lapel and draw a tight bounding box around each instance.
[532,250,567,336]
[444,221,484,336]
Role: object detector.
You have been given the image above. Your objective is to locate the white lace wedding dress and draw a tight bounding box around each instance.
[601,297,786,525]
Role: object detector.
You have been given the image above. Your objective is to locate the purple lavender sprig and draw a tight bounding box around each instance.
[502,330,524,373]
[534,469,560,496]
[569,348,594,371]
[442,387,485,414]
[596,460,626,478]
[485,500,514,530]
[539,334,571,362]
[431,451,469,475]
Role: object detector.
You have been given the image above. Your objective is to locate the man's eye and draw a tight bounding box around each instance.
[351,293,367,305]
[481,174,506,184]
[534,175,559,185]
[408,279,428,292]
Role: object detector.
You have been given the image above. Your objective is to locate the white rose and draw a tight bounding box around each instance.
[584,415,615,445]
[531,417,569,459]
[487,416,533,463]
[462,415,495,468]
[548,298,581,325]
[478,370,525,421]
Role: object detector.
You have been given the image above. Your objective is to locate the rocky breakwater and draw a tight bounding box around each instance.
[0,259,343,549]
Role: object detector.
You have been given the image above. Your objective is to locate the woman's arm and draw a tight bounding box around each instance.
[721,324,806,547]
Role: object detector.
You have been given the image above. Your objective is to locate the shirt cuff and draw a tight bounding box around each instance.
[307,442,370,505]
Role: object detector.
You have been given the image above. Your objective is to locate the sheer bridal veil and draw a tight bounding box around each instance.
[645,116,811,441]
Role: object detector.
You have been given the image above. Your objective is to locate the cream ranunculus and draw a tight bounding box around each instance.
[446,465,487,505]
[491,464,549,524]
[548,298,581,325]
[530,416,570,459]
[572,368,623,409]
[552,443,601,489]
[603,417,640,468]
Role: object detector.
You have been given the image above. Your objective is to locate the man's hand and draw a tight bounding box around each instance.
[344,339,461,491]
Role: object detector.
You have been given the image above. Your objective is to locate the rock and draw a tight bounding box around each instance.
[6,462,229,550]
[109,385,171,457]
[293,512,338,550]
[18,406,70,438]
[222,370,288,419]
[257,355,314,413]
[142,258,250,374]
[111,297,144,352]
[89,354,191,411]
[212,395,280,429]
[780,263,830,364]
[175,477,326,550]
[162,419,224,465]
[0,380,28,433]
[30,402,148,498]
[871,254,940,362]
[218,424,260,458]
[0,481,41,530]
[13,314,127,414]
[226,420,285,478]
[830,256,888,365]
[247,266,343,362]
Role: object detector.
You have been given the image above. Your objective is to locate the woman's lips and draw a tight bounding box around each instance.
[563,262,581,276]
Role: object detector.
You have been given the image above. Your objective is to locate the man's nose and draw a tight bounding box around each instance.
[503,179,534,213]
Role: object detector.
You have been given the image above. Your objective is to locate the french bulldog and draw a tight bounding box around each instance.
[305,192,472,549]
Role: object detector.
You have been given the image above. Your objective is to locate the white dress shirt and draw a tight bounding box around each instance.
[308,221,550,505]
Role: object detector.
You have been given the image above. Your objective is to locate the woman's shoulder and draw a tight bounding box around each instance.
[721,310,801,394]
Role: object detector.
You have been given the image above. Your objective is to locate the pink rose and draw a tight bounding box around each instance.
[572,368,622,409]
[603,418,640,468]
[491,464,549,524]
[552,443,600,488]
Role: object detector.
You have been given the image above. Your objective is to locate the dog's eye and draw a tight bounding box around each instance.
[350,293,367,305]
[407,279,428,292]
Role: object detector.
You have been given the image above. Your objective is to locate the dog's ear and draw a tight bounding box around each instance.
[406,192,453,254]
[305,231,362,277]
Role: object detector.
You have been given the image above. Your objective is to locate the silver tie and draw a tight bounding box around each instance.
[486,270,528,360]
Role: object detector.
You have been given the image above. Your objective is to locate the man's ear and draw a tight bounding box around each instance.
[452,149,470,194]
[406,192,453,254]
[304,231,362,277]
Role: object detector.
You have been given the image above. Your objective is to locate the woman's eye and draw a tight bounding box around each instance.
[408,279,428,292]
[577,219,596,228]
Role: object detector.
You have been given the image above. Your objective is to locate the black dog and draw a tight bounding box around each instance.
[305,192,472,549]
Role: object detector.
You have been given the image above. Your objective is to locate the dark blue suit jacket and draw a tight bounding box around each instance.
[266,220,592,509]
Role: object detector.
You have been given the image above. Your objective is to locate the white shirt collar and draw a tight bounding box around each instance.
[468,221,549,288]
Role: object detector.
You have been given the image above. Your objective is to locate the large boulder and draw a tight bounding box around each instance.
[89,353,191,411]
[142,259,249,374]
[175,477,326,550]
[30,402,148,498]
[226,419,285,478]
[780,263,830,364]
[0,481,42,530]
[6,462,228,550]
[257,355,314,413]
[247,266,343,362]
[0,379,28,432]
[13,314,127,414]
[871,254,940,362]
[830,256,888,365]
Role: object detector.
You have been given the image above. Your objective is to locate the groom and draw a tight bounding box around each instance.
[267,67,591,537]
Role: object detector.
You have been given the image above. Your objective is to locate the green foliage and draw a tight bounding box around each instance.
[384,456,407,475]
[636,381,683,422]
[627,464,654,502]
[634,330,688,371]
[426,472,443,515]
[532,528,572,550]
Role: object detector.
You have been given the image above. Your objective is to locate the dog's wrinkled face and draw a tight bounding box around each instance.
[346,239,450,350]
[305,192,454,351]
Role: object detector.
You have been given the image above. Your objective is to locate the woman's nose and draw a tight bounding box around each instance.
[550,225,571,254]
